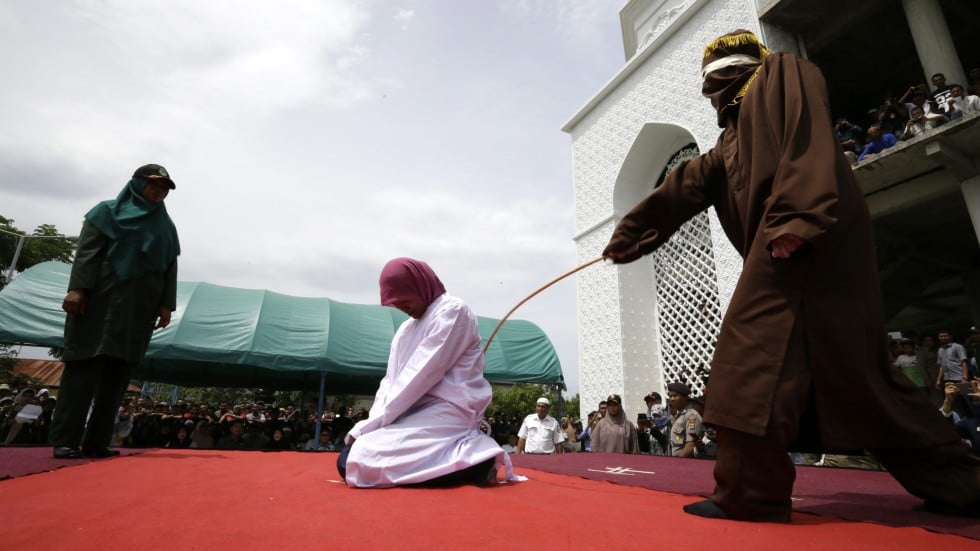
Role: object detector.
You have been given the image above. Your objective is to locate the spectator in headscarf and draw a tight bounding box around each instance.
[266,427,294,450]
[166,425,193,449]
[190,420,214,449]
[590,394,639,454]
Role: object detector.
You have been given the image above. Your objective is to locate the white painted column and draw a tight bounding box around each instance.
[962,175,980,249]
[901,0,966,86]
[575,226,629,421]
[617,256,662,422]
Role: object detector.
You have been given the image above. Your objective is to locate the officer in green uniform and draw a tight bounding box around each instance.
[50,164,179,459]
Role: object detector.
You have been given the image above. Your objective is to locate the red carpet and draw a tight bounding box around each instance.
[0,448,976,549]
[511,452,980,540]
[0,446,146,479]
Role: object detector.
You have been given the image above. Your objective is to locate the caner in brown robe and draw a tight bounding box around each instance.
[603,30,980,521]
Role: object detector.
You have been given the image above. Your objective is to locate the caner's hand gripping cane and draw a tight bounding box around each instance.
[482,233,658,354]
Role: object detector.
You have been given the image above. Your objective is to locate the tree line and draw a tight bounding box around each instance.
[0,214,77,385]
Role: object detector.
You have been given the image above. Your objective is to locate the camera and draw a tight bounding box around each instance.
[956,382,976,396]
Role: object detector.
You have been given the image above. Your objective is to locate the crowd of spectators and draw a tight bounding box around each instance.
[481,389,712,459]
[111,399,371,451]
[486,325,980,470]
[0,392,370,452]
[0,385,55,445]
[3,326,977,464]
[835,68,980,164]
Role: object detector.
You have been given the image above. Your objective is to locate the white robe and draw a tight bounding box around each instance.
[344,294,521,487]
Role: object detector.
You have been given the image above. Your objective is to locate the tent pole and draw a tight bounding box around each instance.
[556,385,564,422]
[5,235,25,283]
[314,372,327,450]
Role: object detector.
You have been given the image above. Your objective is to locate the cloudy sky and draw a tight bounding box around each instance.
[1,1,628,395]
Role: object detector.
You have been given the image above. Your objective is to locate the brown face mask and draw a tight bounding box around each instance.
[702,65,759,126]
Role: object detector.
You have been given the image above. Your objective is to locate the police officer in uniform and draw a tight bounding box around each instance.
[667,383,703,458]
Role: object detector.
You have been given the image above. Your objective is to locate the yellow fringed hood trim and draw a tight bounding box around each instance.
[702,31,770,61]
[702,31,771,112]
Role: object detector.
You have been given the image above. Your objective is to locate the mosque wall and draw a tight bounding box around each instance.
[567,0,765,421]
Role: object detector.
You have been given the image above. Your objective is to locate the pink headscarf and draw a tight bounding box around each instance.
[379,257,446,308]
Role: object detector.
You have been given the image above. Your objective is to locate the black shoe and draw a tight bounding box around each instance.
[683,499,731,519]
[476,459,498,486]
[684,499,792,523]
[82,447,120,458]
[53,446,82,459]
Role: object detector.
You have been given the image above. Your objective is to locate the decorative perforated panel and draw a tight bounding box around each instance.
[651,145,721,396]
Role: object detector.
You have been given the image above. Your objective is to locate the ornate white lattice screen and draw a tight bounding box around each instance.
[651,144,722,396]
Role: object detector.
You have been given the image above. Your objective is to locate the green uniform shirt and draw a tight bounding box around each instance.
[62,221,177,363]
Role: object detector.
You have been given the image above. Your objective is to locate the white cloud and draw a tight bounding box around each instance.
[0,0,374,178]
[394,8,415,30]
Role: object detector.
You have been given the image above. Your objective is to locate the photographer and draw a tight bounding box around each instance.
[636,413,666,455]
[865,99,906,137]
[899,83,940,116]
[1,388,38,445]
[834,117,864,161]
[945,84,980,120]
[111,398,135,447]
[939,382,979,454]
[695,426,718,460]
[900,105,945,140]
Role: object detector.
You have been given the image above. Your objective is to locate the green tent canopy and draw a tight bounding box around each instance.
[0,262,563,393]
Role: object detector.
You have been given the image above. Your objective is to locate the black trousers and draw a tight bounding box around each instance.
[337,444,495,487]
[711,326,980,521]
[49,356,133,450]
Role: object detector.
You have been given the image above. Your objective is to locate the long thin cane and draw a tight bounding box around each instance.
[482,234,657,354]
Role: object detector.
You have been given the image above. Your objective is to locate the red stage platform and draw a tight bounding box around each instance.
[0,447,976,549]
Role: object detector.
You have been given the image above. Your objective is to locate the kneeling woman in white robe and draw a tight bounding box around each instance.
[337,257,522,488]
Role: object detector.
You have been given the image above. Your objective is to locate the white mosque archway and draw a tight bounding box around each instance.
[575,118,736,419]
[568,0,756,421]
[613,122,701,216]
[612,123,722,413]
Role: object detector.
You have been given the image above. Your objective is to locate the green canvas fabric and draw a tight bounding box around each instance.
[62,222,178,362]
[0,262,564,392]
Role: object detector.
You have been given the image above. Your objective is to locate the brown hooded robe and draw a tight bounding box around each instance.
[604,52,967,454]
[606,30,980,520]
